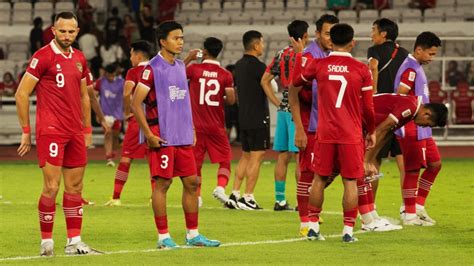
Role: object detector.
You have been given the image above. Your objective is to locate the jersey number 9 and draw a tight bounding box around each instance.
[56,73,65,88]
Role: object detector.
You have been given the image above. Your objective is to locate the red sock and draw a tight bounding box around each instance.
[184,212,198,230]
[297,171,313,223]
[366,182,375,212]
[63,192,82,238]
[343,207,358,227]
[403,171,420,214]
[106,153,114,160]
[357,179,370,215]
[308,204,322,223]
[416,165,441,206]
[38,195,56,239]
[217,161,231,188]
[113,162,130,199]
[154,215,168,234]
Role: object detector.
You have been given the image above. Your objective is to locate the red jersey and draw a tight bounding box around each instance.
[137,65,158,121]
[186,60,234,134]
[294,51,375,144]
[397,67,418,134]
[299,87,313,132]
[265,46,296,88]
[125,61,149,94]
[26,41,89,135]
[373,94,421,130]
[85,68,94,87]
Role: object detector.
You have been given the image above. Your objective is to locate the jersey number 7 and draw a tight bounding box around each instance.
[329,75,347,108]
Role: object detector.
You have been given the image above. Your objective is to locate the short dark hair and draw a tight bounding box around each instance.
[414,31,442,50]
[33,17,43,28]
[156,20,183,48]
[330,23,354,46]
[315,14,339,32]
[111,7,119,16]
[373,18,399,41]
[425,103,448,127]
[242,30,263,51]
[287,20,309,40]
[130,40,153,59]
[55,12,78,23]
[105,63,117,74]
[203,37,223,58]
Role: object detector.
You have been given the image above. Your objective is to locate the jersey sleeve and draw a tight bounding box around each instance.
[94,78,101,91]
[265,57,276,75]
[367,46,379,62]
[398,68,416,91]
[125,68,136,84]
[292,53,315,87]
[137,65,154,91]
[224,70,234,89]
[80,55,89,80]
[361,65,373,92]
[185,64,194,80]
[390,97,419,127]
[361,65,375,134]
[256,61,266,80]
[85,69,94,86]
[25,51,49,80]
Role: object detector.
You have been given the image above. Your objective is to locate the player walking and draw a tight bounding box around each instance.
[15,12,100,256]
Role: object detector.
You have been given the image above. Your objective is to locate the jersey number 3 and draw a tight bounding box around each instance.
[198,78,220,106]
[329,75,347,108]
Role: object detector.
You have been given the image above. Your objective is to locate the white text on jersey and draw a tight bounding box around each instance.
[202,70,218,78]
[328,65,349,73]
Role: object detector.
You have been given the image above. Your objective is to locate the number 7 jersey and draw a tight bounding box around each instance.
[186,60,234,134]
[26,41,89,136]
[297,51,374,144]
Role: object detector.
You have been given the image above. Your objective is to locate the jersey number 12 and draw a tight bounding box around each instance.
[329,75,347,108]
[198,78,220,106]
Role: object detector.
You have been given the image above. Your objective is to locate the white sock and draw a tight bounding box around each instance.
[405,213,417,220]
[277,200,287,205]
[67,236,81,245]
[232,190,240,198]
[215,186,225,192]
[416,204,425,210]
[308,222,320,232]
[361,213,374,225]
[244,194,254,201]
[41,239,53,245]
[400,204,405,212]
[158,233,170,241]
[370,210,381,220]
[300,222,309,229]
[343,225,353,236]
[187,229,199,239]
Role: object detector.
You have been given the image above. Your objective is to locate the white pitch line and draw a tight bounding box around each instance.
[0,231,368,262]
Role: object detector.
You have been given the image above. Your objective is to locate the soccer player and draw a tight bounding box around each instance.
[394,32,442,226]
[95,64,124,167]
[186,37,235,206]
[15,12,100,256]
[225,30,268,210]
[105,40,152,206]
[288,14,339,235]
[292,23,376,242]
[261,20,309,211]
[131,21,220,249]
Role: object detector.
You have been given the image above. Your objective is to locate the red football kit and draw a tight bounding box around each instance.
[26,41,89,168]
[373,94,421,129]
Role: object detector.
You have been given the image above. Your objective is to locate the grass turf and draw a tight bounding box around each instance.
[0,159,473,264]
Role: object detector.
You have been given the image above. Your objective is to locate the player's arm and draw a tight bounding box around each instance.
[224,87,236,105]
[80,78,92,147]
[123,80,135,119]
[365,116,397,164]
[368,57,378,93]
[183,49,199,66]
[288,83,306,150]
[260,72,281,107]
[361,69,376,150]
[87,84,109,134]
[15,73,37,157]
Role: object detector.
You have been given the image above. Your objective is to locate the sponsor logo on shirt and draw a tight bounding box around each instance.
[402,109,412,118]
[169,85,187,102]
[142,69,151,80]
[104,90,117,98]
[408,71,416,81]
[30,58,39,69]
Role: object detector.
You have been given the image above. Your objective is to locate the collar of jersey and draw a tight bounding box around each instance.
[50,40,74,59]
[138,61,149,66]
[202,59,220,66]
[329,51,352,57]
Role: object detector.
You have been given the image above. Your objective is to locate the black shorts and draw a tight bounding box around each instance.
[241,127,270,152]
[377,132,402,159]
[225,104,239,129]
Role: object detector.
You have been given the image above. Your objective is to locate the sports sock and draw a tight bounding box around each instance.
[63,192,82,238]
[366,182,375,212]
[308,205,322,223]
[184,212,198,237]
[232,190,240,198]
[112,162,130,199]
[343,207,358,228]
[403,171,420,216]
[416,165,441,206]
[343,225,353,236]
[217,162,231,188]
[300,222,309,229]
[158,232,170,241]
[297,171,313,223]
[154,215,168,234]
[275,180,286,202]
[38,194,56,239]
[357,179,372,224]
[67,236,81,245]
[187,229,199,239]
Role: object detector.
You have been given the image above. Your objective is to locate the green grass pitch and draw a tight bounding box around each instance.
[0,159,473,264]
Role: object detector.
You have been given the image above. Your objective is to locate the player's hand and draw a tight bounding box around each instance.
[100,120,111,134]
[192,130,197,146]
[17,133,31,157]
[365,132,376,150]
[364,161,378,178]
[294,127,307,150]
[290,37,304,53]
[146,135,166,148]
[84,133,92,147]
[185,49,200,61]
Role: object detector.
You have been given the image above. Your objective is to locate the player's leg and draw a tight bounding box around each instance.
[226,151,248,209]
[105,156,132,206]
[341,177,359,242]
[153,177,176,248]
[416,137,441,223]
[272,111,292,210]
[206,131,232,204]
[297,170,313,236]
[307,173,326,240]
[104,126,114,166]
[193,133,206,207]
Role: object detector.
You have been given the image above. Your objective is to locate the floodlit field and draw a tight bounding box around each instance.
[0,159,473,264]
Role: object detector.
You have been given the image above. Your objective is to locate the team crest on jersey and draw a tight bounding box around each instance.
[142,69,151,80]
[408,71,416,81]
[169,85,187,102]
[402,109,412,118]
[30,58,39,69]
[76,62,83,72]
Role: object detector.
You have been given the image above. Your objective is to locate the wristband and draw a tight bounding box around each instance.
[83,126,92,134]
[22,126,31,134]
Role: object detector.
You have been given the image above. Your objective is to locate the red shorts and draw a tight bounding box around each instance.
[147,145,196,178]
[397,136,441,171]
[194,131,231,165]
[112,120,122,132]
[121,117,146,159]
[36,134,87,168]
[299,132,315,173]
[311,139,364,179]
